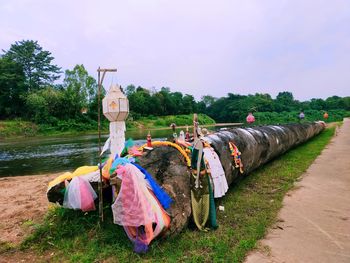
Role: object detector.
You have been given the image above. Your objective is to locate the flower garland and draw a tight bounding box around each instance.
[229,142,244,173]
[139,141,191,167]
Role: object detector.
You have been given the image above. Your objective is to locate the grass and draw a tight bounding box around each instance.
[15,126,336,262]
[0,120,39,138]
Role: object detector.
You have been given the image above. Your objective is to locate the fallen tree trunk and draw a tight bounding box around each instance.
[137,122,325,236]
[47,122,325,236]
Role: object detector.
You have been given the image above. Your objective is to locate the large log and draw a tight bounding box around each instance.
[137,121,325,235]
[47,122,325,236]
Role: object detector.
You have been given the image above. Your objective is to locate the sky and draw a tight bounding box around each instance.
[1,0,349,101]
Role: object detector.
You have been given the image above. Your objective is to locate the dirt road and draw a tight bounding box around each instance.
[246,119,350,263]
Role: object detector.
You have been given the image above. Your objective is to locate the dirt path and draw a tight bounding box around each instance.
[0,174,57,245]
[246,119,350,263]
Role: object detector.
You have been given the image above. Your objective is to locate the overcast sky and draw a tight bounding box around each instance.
[1,0,349,101]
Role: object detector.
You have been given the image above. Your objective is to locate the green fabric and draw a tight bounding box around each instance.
[190,172,209,231]
[190,145,211,231]
[208,175,218,229]
[191,148,205,170]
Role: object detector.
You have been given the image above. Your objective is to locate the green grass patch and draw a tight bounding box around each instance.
[0,120,38,138]
[0,241,15,253]
[19,126,335,262]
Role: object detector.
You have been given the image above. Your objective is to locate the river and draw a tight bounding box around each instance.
[0,124,242,177]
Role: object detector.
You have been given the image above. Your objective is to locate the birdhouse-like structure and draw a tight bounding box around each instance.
[102,84,129,156]
[102,85,129,121]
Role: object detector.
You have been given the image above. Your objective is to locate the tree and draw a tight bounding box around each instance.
[125,84,136,96]
[158,87,177,115]
[182,94,196,114]
[128,87,153,116]
[325,96,344,110]
[63,64,97,117]
[0,57,26,118]
[275,91,296,112]
[25,87,64,123]
[309,98,325,110]
[2,40,61,90]
[201,95,216,107]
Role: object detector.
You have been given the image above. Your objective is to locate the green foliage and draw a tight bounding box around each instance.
[251,110,349,125]
[2,40,61,90]
[0,57,26,118]
[205,91,350,124]
[63,64,97,113]
[127,86,200,117]
[25,87,63,124]
[20,127,336,262]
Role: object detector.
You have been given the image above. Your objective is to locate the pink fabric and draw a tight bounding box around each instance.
[63,177,97,212]
[246,114,255,123]
[79,177,96,212]
[111,163,171,248]
[112,164,156,226]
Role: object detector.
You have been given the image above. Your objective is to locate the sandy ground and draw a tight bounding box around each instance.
[246,119,350,263]
[0,173,57,245]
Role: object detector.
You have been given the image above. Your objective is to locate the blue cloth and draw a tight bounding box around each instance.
[132,163,173,209]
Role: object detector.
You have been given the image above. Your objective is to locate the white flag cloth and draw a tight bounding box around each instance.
[100,137,111,156]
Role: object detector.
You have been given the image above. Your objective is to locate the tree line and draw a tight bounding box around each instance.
[1,40,349,129]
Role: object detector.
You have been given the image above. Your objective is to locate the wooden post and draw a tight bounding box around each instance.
[97,67,117,222]
[193,113,198,139]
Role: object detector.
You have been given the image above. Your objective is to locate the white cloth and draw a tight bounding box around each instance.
[110,121,126,156]
[203,147,228,198]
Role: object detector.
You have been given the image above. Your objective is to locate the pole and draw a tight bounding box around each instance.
[97,67,117,223]
[97,67,104,222]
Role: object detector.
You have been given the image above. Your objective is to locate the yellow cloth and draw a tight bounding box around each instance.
[102,157,114,179]
[48,165,98,189]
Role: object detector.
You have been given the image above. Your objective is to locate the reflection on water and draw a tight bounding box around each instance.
[0,125,238,177]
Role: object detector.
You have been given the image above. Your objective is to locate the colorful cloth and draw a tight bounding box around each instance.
[190,144,210,231]
[111,163,170,253]
[112,164,156,226]
[63,177,97,212]
[203,147,228,198]
[246,113,255,123]
[132,163,173,210]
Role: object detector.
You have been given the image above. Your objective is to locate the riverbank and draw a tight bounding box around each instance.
[0,114,216,139]
[0,125,337,262]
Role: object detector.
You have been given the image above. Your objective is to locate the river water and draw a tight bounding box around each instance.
[0,125,241,177]
[0,128,173,177]
[0,127,206,177]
